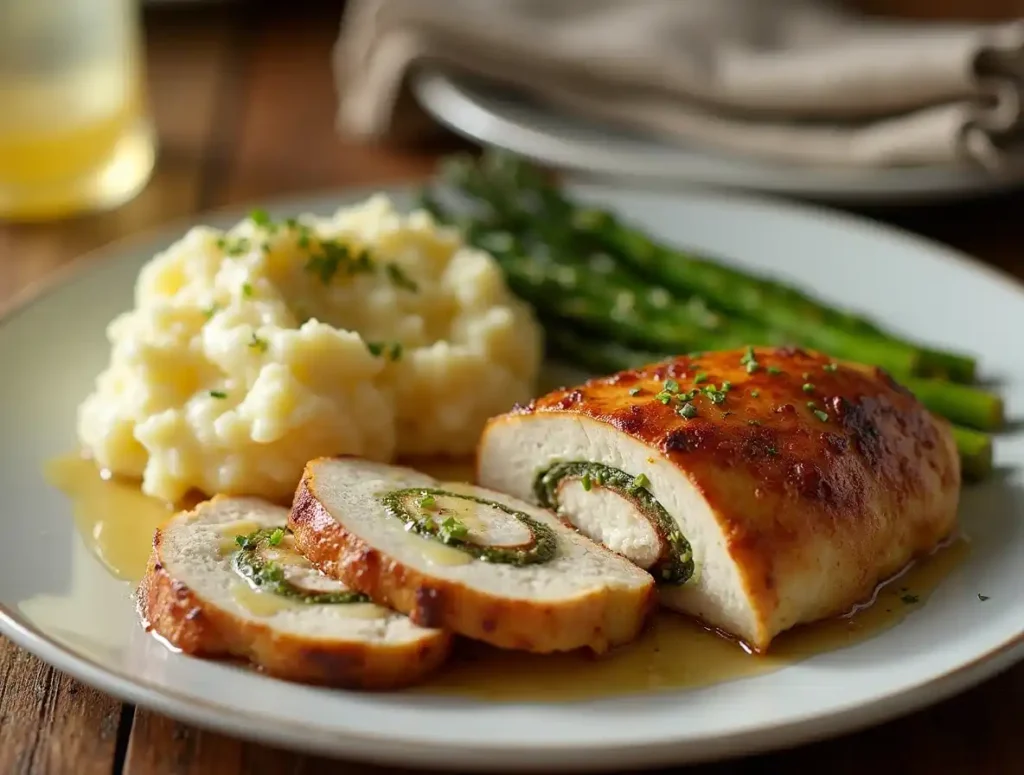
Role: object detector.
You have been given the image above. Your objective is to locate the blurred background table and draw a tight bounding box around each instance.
[0,2,1022,773]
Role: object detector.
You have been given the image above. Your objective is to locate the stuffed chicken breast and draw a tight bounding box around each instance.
[477,347,961,651]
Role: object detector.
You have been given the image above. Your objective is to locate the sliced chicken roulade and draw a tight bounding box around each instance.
[138,496,451,688]
[288,458,656,654]
[477,347,961,651]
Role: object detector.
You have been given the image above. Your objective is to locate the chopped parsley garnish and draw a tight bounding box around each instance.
[628,387,642,396]
[767,446,779,456]
[901,593,920,605]
[279,216,313,244]
[305,241,374,284]
[809,401,829,421]
[438,516,469,542]
[703,385,727,405]
[767,366,782,375]
[217,236,251,257]
[802,383,816,393]
[248,332,268,353]
[721,381,733,392]
[259,560,285,584]
[203,304,220,320]
[978,593,990,601]
[739,346,759,374]
[656,378,704,410]
[581,472,592,491]
[208,390,228,399]
[242,282,254,297]
[419,494,436,510]
[233,527,369,604]
[694,372,708,384]
[750,389,760,398]
[678,402,698,419]
[823,363,838,373]
[366,341,403,361]
[385,262,418,292]
[629,473,650,492]
[249,208,272,229]
[656,379,682,403]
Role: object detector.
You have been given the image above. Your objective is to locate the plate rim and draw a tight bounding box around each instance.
[1,182,1023,771]
[2,601,1021,772]
[411,68,1024,205]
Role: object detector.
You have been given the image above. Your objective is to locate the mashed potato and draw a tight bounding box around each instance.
[77,195,542,502]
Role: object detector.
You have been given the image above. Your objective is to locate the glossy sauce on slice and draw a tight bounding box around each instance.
[48,453,968,700]
[231,582,304,617]
[229,583,387,620]
[387,459,533,564]
[397,529,473,566]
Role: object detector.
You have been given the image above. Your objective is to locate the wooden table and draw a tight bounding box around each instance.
[1,4,1022,774]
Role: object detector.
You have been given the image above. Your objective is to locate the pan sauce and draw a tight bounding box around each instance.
[47,453,967,701]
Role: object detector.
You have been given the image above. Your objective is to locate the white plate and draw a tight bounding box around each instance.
[1,185,1022,773]
[412,70,1024,205]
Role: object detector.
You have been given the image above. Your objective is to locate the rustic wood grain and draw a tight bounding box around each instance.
[215,3,466,208]
[123,712,245,775]
[2,3,1023,774]
[718,660,1024,774]
[0,641,124,775]
[124,710,422,775]
[850,0,1024,21]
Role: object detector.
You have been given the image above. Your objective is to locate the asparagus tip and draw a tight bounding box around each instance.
[951,425,993,483]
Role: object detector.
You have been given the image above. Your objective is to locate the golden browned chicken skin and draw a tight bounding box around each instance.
[477,346,961,650]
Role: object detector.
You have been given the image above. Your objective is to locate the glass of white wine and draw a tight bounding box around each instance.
[0,0,156,221]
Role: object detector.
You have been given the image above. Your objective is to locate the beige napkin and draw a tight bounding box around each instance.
[334,0,1024,168]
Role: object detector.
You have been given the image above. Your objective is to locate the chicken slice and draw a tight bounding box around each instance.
[288,457,656,654]
[138,495,451,688]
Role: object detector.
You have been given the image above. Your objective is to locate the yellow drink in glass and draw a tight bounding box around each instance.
[0,0,156,221]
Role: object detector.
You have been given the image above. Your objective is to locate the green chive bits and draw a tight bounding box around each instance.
[678,403,698,419]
